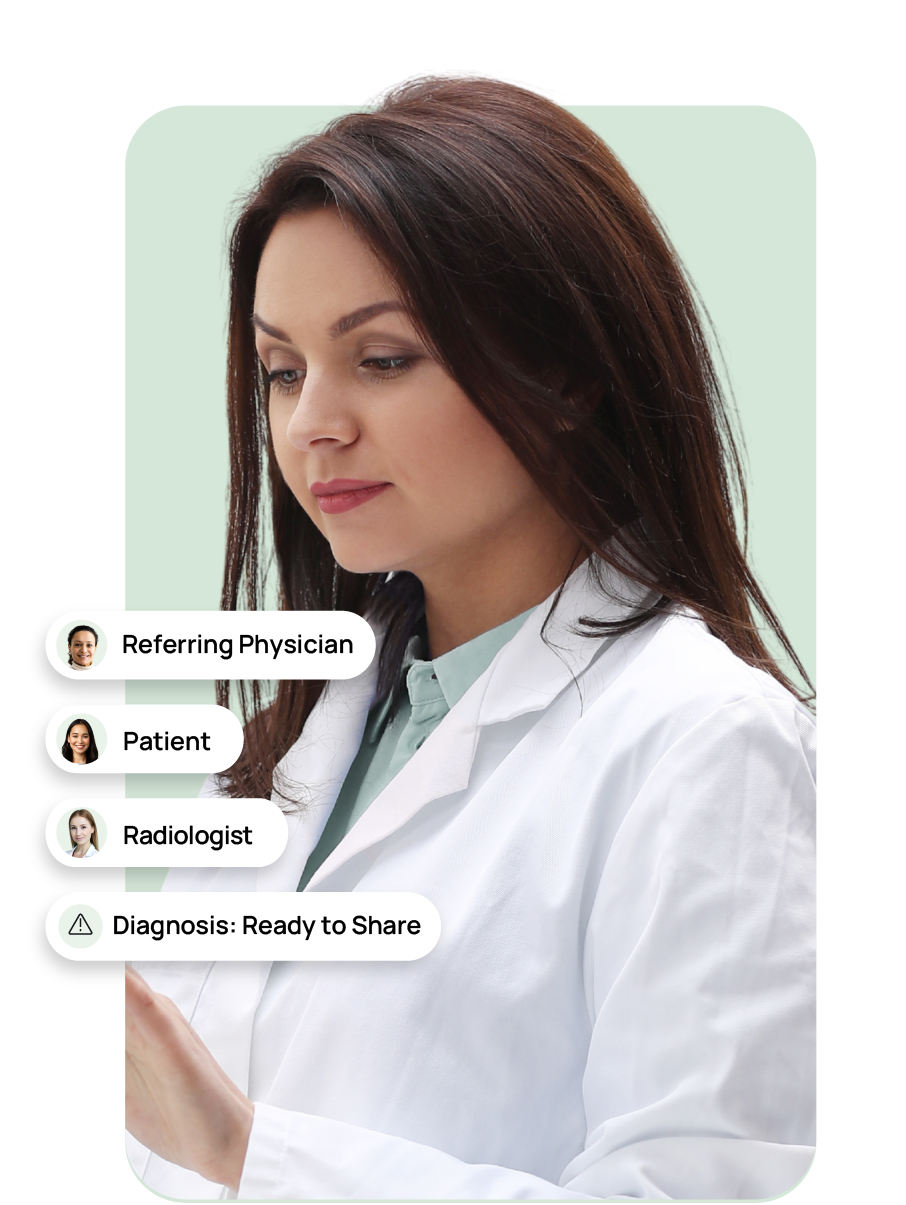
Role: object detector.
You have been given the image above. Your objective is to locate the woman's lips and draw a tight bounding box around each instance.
[310,479,390,515]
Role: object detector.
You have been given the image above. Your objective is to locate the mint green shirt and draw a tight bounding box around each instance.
[297,610,532,890]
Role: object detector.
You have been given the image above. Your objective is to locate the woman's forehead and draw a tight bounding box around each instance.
[255,210,398,329]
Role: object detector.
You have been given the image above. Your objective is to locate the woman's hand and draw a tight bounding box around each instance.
[126,964,254,1191]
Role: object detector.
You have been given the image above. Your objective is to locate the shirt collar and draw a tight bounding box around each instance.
[431,608,534,710]
[359,551,660,732]
[369,609,535,739]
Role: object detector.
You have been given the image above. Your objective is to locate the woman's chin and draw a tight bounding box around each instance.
[328,543,416,579]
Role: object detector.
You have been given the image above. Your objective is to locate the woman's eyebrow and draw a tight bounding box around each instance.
[329,301,406,339]
[252,302,407,346]
[252,314,293,342]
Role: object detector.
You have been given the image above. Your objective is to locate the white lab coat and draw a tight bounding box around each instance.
[129,562,815,1201]
[66,843,98,857]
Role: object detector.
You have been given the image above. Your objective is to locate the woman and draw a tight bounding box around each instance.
[66,625,98,669]
[67,809,99,857]
[126,79,815,1201]
[61,718,99,765]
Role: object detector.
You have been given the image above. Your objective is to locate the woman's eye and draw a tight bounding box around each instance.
[360,355,411,378]
[266,368,305,395]
[266,356,413,392]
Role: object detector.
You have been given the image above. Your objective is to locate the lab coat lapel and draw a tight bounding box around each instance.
[160,666,377,896]
[304,682,483,889]
[304,561,642,889]
[255,656,379,892]
[478,557,645,726]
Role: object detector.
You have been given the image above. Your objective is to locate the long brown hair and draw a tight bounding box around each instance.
[61,718,100,765]
[68,808,99,851]
[218,77,812,802]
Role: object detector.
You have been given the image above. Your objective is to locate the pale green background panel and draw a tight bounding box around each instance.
[113,98,901,1190]
[122,107,906,694]
[3,106,901,1205]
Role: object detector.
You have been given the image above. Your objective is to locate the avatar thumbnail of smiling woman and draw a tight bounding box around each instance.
[61,624,102,671]
[62,809,102,858]
[59,717,104,765]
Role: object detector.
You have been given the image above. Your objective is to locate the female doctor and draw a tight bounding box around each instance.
[126,78,815,1201]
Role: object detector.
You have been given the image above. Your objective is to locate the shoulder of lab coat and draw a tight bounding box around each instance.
[135,562,815,1200]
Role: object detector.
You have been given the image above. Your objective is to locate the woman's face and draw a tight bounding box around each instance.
[70,817,94,846]
[68,725,90,759]
[69,631,96,667]
[254,208,559,584]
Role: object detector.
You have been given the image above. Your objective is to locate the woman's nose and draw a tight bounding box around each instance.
[284,374,360,451]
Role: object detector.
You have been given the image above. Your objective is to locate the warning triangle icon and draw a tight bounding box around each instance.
[68,912,93,936]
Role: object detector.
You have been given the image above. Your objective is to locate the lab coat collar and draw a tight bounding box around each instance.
[477,556,647,726]
[299,557,649,892]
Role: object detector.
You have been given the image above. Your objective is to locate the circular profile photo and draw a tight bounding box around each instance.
[57,807,107,859]
[57,715,107,766]
[56,622,107,671]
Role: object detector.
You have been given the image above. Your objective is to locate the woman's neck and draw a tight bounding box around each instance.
[419,527,586,658]
[72,751,88,764]
[73,842,90,858]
